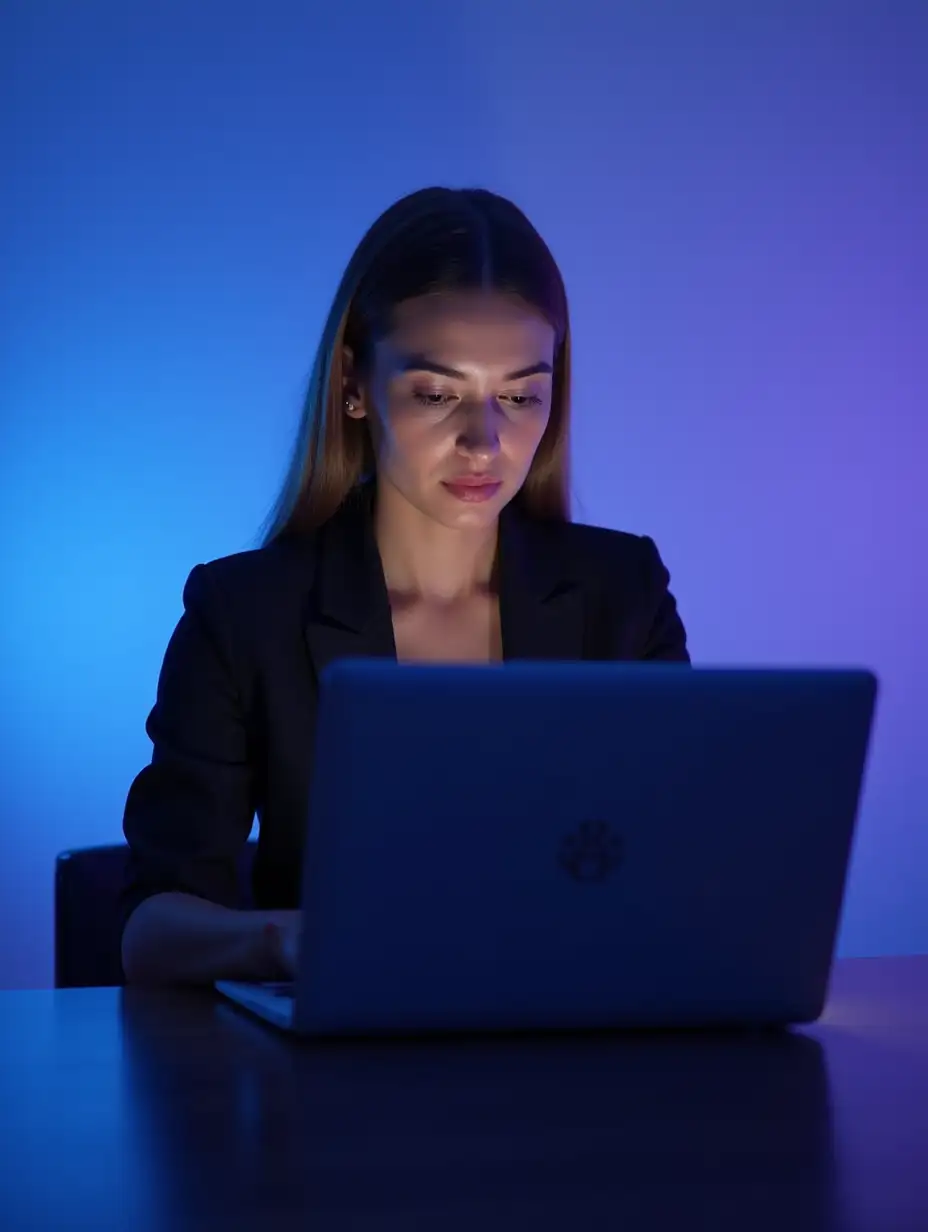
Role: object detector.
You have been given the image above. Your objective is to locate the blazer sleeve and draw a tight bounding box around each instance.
[638,536,691,663]
[121,563,257,925]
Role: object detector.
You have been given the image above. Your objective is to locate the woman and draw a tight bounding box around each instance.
[121,186,689,985]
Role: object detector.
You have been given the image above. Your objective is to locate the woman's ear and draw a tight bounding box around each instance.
[342,345,367,419]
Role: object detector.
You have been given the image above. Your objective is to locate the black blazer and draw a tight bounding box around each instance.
[122,488,690,920]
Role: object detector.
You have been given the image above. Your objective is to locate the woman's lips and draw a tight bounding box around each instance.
[442,478,503,503]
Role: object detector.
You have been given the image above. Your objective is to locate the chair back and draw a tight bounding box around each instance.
[54,841,258,987]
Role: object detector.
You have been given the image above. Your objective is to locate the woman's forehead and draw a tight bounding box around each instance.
[380,292,555,366]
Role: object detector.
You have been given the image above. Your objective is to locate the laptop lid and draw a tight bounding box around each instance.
[294,662,877,1035]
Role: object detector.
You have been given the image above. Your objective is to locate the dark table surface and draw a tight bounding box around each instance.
[1,956,926,1232]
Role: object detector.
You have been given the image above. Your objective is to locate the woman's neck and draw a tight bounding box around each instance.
[373,483,498,604]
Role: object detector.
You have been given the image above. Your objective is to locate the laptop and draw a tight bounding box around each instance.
[217,661,878,1035]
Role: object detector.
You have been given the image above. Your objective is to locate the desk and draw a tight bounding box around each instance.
[1,957,926,1232]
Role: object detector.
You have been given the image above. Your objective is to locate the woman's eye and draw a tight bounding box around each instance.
[410,391,543,409]
[412,391,456,408]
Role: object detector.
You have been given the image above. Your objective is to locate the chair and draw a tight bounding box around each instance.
[54,841,258,988]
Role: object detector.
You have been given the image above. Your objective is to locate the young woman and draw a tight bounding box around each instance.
[120,186,689,985]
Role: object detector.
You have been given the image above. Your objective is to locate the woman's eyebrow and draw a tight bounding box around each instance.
[398,355,553,381]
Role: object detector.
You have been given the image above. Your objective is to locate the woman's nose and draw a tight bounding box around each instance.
[457,400,501,457]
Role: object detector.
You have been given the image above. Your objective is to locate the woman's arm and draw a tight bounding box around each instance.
[120,562,286,985]
[638,536,691,663]
[121,893,298,985]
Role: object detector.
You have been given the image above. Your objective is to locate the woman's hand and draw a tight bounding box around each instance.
[262,911,302,979]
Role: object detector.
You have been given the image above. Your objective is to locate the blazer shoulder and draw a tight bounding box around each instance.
[555,519,663,581]
[179,536,322,645]
[557,520,688,662]
[197,535,320,594]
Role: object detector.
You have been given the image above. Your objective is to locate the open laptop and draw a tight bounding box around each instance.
[217,661,878,1035]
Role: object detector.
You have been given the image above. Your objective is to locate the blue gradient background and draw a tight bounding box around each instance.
[2,1,925,987]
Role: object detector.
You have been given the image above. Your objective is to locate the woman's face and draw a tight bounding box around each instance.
[348,290,556,530]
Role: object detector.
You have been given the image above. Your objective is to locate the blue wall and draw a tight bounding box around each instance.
[3,0,926,987]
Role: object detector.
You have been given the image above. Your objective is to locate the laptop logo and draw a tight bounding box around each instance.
[559,821,623,883]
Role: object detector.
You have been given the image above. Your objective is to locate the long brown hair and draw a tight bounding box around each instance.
[261,187,572,543]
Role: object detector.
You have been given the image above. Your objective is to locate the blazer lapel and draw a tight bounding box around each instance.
[303,487,396,682]
[498,505,586,661]
[304,489,586,674]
